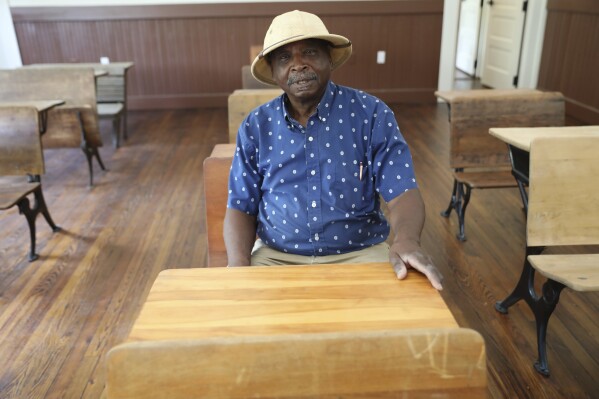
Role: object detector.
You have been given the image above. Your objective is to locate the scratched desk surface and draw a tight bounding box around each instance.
[127,262,457,342]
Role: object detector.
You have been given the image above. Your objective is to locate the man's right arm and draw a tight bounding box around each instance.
[224,208,257,266]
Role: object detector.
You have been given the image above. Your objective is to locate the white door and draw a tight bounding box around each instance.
[456,0,482,76]
[481,0,527,88]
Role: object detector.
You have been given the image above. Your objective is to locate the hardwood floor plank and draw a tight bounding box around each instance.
[0,105,597,399]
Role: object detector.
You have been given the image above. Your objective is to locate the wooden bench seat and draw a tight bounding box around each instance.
[529,254,599,292]
[453,169,516,189]
[97,102,125,148]
[435,89,565,241]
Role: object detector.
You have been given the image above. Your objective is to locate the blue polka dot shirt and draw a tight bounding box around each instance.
[227,81,418,256]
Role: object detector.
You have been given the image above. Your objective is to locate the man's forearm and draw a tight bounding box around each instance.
[387,188,425,246]
[223,208,257,266]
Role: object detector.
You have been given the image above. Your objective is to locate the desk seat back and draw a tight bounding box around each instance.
[96,75,126,103]
[95,63,129,103]
[0,68,102,148]
[227,89,282,143]
[0,107,44,176]
[449,91,564,169]
[106,328,487,399]
[527,136,599,247]
[203,144,235,266]
[241,65,275,90]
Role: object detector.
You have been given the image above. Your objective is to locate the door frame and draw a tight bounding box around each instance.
[438,0,548,91]
[455,0,482,76]
[0,0,22,68]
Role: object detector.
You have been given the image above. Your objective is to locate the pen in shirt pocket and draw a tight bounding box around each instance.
[359,161,364,180]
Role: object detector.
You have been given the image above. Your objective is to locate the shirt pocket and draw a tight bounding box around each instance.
[331,158,376,214]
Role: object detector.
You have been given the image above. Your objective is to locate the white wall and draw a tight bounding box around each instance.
[1,0,22,67]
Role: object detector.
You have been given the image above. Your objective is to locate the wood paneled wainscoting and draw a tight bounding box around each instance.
[1,105,598,398]
[538,0,599,124]
[11,1,443,110]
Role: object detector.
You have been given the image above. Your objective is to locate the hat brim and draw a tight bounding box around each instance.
[251,34,352,86]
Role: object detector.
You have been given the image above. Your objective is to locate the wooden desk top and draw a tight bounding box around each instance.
[434,88,539,103]
[489,125,599,151]
[0,100,64,112]
[27,62,134,75]
[127,263,457,343]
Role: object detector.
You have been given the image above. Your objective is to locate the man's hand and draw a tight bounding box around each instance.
[389,239,443,290]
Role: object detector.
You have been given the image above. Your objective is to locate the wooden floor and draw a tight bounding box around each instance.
[1,104,597,398]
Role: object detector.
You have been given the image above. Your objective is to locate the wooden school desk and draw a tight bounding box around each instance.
[106,263,487,398]
[489,125,599,210]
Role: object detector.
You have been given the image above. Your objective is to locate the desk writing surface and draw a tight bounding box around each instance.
[127,263,457,343]
[434,89,539,103]
[27,62,134,74]
[0,100,64,112]
[0,100,66,134]
[489,125,599,151]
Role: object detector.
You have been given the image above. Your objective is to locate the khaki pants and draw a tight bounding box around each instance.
[250,239,390,266]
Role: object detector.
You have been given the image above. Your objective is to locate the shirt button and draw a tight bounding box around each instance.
[308,136,314,142]
[311,201,317,208]
[311,170,316,176]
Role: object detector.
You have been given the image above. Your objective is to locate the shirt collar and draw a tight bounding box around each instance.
[315,80,335,122]
[281,80,336,127]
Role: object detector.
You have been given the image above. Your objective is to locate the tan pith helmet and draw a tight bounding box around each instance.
[251,10,352,86]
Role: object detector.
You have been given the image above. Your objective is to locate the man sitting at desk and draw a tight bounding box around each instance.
[224,10,443,290]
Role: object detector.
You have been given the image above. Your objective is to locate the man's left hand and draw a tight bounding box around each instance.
[389,240,443,290]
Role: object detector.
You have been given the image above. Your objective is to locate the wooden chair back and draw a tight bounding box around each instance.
[0,68,102,148]
[527,136,599,247]
[106,328,487,399]
[97,75,126,103]
[0,107,44,176]
[95,63,130,103]
[448,90,565,169]
[249,45,262,63]
[203,144,235,267]
[241,65,275,89]
[227,89,282,143]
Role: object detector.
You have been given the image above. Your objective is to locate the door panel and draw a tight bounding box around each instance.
[481,0,526,88]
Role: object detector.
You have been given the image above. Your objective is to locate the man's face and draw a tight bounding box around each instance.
[268,39,332,103]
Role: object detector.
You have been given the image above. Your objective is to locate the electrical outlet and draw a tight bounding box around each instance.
[376,51,386,64]
[100,56,110,65]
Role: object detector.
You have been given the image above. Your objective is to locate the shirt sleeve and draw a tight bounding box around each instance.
[370,102,419,203]
[226,117,262,215]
